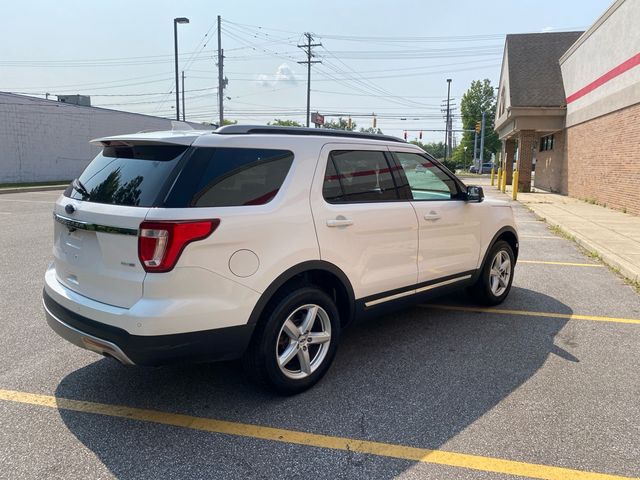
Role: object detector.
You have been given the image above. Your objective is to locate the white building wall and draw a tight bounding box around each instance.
[560,0,640,127]
[494,44,512,132]
[0,93,208,183]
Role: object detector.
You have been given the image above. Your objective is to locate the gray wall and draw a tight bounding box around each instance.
[0,93,208,183]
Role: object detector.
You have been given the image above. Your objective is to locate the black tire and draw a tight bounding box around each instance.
[467,240,515,305]
[242,286,341,395]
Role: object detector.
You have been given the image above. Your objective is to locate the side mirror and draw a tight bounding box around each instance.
[466,185,484,202]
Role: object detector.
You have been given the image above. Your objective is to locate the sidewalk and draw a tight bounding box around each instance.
[0,184,67,194]
[487,180,640,283]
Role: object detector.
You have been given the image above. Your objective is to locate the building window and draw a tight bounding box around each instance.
[540,134,554,152]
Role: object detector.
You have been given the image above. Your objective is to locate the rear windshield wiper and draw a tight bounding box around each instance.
[72,178,91,199]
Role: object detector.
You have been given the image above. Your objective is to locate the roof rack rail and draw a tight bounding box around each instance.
[214,124,406,143]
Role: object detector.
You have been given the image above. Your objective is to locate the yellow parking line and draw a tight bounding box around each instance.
[0,389,634,480]
[425,305,640,325]
[519,260,603,267]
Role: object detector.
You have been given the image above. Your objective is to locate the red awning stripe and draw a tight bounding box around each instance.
[566,52,640,104]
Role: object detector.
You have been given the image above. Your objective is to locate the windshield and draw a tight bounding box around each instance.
[64,145,187,207]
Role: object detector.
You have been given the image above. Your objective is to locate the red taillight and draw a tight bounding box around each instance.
[138,219,220,273]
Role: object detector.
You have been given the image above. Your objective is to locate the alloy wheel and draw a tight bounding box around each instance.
[276,304,332,380]
[489,250,511,296]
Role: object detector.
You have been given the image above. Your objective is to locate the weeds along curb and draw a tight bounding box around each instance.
[521,205,640,293]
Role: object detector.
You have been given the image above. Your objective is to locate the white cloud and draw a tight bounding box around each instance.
[256,74,272,87]
[256,63,298,87]
[541,26,554,33]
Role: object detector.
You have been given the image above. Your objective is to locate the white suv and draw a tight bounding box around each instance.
[43,125,518,394]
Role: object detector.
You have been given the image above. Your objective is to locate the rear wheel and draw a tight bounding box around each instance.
[468,240,514,305]
[243,287,340,395]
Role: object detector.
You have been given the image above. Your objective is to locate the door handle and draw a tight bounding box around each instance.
[327,218,354,227]
[424,211,441,221]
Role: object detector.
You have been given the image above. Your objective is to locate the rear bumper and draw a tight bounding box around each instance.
[43,290,255,366]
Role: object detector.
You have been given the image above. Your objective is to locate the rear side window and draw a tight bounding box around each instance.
[165,147,294,207]
[64,145,187,207]
[323,150,399,203]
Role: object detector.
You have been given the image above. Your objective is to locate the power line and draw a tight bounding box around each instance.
[6,86,217,98]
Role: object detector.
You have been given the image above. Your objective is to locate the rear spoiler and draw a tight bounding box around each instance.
[90,128,212,147]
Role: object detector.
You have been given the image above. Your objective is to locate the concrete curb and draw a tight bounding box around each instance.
[523,206,640,284]
[0,185,67,195]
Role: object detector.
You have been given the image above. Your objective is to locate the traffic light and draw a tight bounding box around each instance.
[403,131,407,140]
[419,131,423,140]
[475,121,481,133]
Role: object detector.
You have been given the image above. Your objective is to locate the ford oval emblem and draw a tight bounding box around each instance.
[65,204,76,214]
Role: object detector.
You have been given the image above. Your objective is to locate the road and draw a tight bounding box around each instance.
[0,187,639,480]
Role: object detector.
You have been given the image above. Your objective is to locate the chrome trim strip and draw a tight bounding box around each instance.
[54,213,138,236]
[415,274,472,294]
[42,298,135,365]
[364,274,472,308]
[364,290,415,307]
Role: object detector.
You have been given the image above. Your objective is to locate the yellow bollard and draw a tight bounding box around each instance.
[501,168,507,193]
[496,167,502,188]
[512,170,519,200]
[490,167,495,186]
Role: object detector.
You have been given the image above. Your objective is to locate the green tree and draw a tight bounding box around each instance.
[451,144,472,170]
[459,79,500,165]
[222,119,237,126]
[410,140,445,160]
[268,119,303,127]
[323,117,356,131]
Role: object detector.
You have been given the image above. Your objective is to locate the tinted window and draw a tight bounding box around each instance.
[323,150,399,203]
[64,145,187,207]
[165,148,293,207]
[393,152,458,201]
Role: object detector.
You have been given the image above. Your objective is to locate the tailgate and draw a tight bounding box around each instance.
[53,199,149,308]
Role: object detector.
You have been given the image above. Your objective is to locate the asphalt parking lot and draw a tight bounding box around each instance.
[0,188,639,480]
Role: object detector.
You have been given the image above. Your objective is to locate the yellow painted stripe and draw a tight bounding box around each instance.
[519,260,603,267]
[0,389,634,480]
[425,305,640,325]
[520,235,562,239]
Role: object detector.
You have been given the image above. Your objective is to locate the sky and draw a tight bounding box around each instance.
[1,0,612,142]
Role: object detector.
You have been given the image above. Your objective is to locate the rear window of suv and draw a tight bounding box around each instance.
[164,147,294,207]
[64,144,188,207]
[323,150,399,203]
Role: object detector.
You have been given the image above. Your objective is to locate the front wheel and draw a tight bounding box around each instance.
[243,287,340,395]
[468,240,515,305]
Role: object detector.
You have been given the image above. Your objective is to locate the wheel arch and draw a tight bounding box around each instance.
[478,226,519,277]
[247,261,356,329]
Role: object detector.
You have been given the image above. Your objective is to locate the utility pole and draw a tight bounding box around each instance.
[448,113,453,157]
[217,15,224,126]
[298,33,322,127]
[479,111,486,170]
[444,78,452,162]
[181,71,186,121]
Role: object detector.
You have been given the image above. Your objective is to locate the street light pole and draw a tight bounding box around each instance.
[181,71,186,121]
[173,17,189,121]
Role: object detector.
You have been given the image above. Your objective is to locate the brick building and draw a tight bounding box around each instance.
[494,0,640,215]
